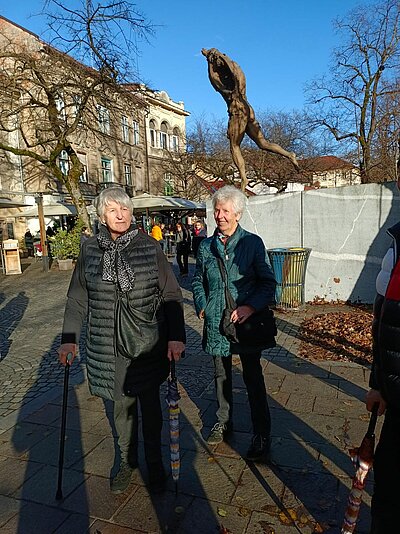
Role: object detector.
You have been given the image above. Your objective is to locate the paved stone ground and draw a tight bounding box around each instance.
[0,257,378,533]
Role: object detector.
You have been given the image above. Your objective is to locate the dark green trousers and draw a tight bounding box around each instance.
[113,386,163,468]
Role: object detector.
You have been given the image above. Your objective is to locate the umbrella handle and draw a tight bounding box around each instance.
[366,403,379,438]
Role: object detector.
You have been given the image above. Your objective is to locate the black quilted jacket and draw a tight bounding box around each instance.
[370,221,400,414]
[62,230,185,400]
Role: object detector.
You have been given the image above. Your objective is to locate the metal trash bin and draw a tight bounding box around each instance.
[267,247,311,309]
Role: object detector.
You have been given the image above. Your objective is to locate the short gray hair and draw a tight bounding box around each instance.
[93,187,133,219]
[212,185,247,216]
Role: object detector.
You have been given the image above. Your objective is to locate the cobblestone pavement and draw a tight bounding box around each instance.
[0,257,376,533]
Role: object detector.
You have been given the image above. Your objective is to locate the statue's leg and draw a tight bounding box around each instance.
[228,118,248,190]
[246,120,299,169]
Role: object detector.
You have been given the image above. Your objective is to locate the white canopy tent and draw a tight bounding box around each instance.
[0,197,30,209]
[130,193,205,212]
[19,203,77,217]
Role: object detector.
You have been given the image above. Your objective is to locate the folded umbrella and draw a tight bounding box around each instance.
[341,404,379,534]
[166,360,181,495]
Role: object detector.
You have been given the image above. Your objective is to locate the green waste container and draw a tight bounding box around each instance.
[267,247,311,309]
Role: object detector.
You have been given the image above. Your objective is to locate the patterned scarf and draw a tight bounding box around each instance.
[97,223,138,292]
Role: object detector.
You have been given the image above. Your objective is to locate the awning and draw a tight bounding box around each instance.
[131,193,205,212]
[0,197,30,209]
[19,203,77,217]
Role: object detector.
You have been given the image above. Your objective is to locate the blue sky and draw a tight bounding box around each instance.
[1,0,371,127]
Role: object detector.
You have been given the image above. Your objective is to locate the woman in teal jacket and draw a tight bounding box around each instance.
[192,185,276,461]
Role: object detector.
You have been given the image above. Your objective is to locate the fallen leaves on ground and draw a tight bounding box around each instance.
[298,310,373,365]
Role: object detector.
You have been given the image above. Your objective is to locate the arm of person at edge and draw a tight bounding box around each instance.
[232,236,276,325]
[58,245,88,366]
[365,291,387,417]
[156,245,186,361]
[191,240,208,320]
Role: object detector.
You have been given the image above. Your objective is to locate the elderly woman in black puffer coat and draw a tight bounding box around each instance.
[58,187,185,495]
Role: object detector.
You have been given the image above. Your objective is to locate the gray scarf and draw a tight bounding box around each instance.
[97,223,138,292]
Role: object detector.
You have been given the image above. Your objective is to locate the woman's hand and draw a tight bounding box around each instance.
[58,343,78,366]
[366,388,387,416]
[167,341,185,362]
[231,305,255,324]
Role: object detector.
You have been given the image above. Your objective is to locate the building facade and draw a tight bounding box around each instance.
[0,16,189,241]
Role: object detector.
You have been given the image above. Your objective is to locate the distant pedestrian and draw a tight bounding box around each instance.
[24,229,34,257]
[151,221,167,253]
[151,221,163,242]
[175,222,190,276]
[191,221,207,258]
[365,217,400,533]
[192,185,276,461]
[80,226,91,246]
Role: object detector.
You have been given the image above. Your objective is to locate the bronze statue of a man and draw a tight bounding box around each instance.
[202,48,299,190]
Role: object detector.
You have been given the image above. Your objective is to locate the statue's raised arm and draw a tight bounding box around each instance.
[202,47,299,191]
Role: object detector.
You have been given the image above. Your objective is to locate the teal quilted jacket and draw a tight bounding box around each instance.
[192,225,276,356]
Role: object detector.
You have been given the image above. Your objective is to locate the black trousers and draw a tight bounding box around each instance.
[370,408,400,533]
[213,353,271,437]
[113,385,163,468]
[176,244,189,274]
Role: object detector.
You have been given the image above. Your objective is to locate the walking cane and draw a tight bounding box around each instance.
[56,352,72,500]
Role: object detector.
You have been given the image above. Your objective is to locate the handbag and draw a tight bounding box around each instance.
[115,290,168,360]
[217,258,277,350]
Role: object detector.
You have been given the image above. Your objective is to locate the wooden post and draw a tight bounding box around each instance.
[35,194,49,272]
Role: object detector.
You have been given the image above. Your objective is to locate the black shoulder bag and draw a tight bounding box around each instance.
[217,257,277,350]
[115,290,168,360]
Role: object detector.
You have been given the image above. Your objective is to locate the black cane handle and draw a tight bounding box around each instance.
[366,403,379,438]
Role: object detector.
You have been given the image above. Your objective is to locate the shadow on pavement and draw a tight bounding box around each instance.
[8,336,89,533]
[0,291,29,360]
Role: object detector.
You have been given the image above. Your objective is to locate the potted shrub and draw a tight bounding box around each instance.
[50,223,82,270]
[19,237,28,258]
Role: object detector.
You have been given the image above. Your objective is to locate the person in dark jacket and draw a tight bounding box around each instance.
[24,228,34,257]
[175,222,190,276]
[192,185,276,461]
[365,221,400,533]
[58,187,185,495]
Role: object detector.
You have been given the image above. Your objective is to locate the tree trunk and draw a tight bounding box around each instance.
[68,179,91,229]
[360,146,372,184]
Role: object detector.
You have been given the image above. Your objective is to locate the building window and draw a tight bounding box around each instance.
[55,93,66,120]
[160,122,168,149]
[163,172,174,195]
[78,153,88,182]
[72,94,83,125]
[59,150,69,175]
[124,163,132,185]
[101,157,113,182]
[149,119,156,147]
[121,116,129,142]
[170,127,179,152]
[132,120,139,145]
[98,105,110,134]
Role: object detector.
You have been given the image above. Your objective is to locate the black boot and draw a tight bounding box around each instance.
[246,434,271,462]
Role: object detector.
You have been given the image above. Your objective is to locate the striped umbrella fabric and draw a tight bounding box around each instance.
[166,360,181,494]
